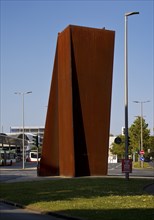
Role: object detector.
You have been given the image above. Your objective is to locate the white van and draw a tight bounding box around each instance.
[27,151,41,162]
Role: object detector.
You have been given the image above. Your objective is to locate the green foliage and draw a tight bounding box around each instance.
[148,136,154,152]
[145,136,154,159]
[111,117,151,158]
[129,116,150,153]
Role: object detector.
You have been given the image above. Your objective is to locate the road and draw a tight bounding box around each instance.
[0,202,64,220]
[0,162,38,182]
[0,161,64,183]
[0,161,154,183]
[108,162,154,177]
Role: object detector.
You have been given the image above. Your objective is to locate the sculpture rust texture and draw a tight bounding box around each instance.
[38,25,115,177]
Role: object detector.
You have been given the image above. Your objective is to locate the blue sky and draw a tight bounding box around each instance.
[0,0,153,135]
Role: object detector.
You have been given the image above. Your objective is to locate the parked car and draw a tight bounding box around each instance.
[144,157,152,162]
[26,151,41,162]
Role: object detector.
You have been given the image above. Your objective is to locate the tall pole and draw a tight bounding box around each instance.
[140,102,143,151]
[124,13,129,180]
[133,100,150,167]
[124,12,139,180]
[0,64,1,133]
[22,93,25,169]
[15,91,32,169]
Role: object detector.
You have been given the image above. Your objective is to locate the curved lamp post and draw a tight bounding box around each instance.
[124,11,139,180]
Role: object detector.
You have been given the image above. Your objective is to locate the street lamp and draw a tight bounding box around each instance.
[133,100,150,167]
[15,91,32,169]
[124,11,139,180]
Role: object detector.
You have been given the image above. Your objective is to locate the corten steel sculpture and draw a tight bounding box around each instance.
[39,25,115,177]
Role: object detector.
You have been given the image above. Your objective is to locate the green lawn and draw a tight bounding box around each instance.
[0,177,154,220]
[133,161,153,168]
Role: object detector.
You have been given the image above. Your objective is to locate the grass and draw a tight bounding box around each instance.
[133,161,153,168]
[0,177,154,220]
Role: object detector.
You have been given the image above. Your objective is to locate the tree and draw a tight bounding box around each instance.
[148,136,154,151]
[147,136,154,158]
[110,117,151,160]
[129,116,150,154]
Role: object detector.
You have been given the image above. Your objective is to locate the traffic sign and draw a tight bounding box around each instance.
[140,150,145,155]
[140,156,144,161]
[122,159,132,173]
[114,136,122,144]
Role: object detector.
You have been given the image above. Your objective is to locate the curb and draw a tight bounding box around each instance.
[0,199,82,220]
[0,199,24,209]
[0,168,37,171]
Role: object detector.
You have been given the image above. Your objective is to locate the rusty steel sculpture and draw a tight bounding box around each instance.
[38,25,115,177]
